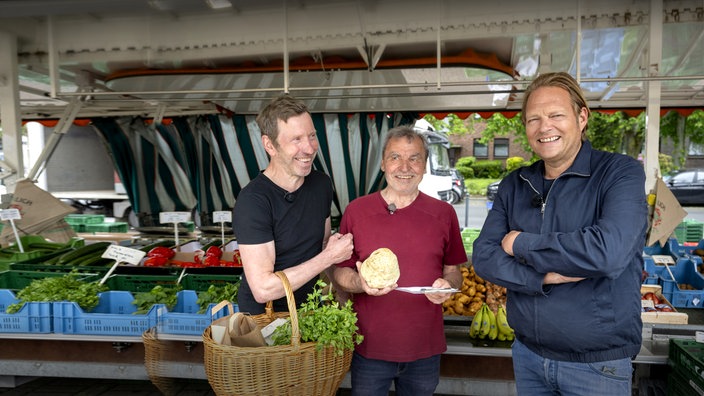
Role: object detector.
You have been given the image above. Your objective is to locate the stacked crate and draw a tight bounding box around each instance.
[668,339,704,395]
[461,228,481,257]
[674,219,704,244]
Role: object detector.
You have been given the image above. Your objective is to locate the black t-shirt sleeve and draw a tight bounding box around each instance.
[232,182,274,245]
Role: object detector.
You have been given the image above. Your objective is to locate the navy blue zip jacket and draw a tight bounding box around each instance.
[473,141,648,363]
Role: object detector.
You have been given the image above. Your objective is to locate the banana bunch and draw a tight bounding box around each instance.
[469,303,497,339]
[469,303,514,341]
[496,305,515,341]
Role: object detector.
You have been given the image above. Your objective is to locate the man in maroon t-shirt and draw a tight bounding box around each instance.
[332,125,466,396]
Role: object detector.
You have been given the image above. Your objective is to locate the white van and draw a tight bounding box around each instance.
[414,120,454,201]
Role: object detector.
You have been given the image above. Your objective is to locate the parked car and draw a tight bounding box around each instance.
[486,180,500,202]
[666,168,704,206]
[447,168,466,204]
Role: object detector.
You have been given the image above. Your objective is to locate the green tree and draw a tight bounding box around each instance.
[422,113,469,135]
[586,112,625,153]
[586,111,644,159]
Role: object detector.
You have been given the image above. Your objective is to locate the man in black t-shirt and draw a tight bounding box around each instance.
[232,94,354,314]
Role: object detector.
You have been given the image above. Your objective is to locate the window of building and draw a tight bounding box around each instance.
[688,142,704,156]
[474,139,488,157]
[494,138,509,157]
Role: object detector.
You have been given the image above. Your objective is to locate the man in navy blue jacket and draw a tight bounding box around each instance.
[473,72,648,396]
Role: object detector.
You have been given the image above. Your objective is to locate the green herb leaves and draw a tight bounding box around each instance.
[7,272,108,313]
[271,279,363,355]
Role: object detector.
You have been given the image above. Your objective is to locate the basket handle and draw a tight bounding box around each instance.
[211,300,235,317]
[274,271,301,348]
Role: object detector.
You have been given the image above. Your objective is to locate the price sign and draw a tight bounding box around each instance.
[159,211,191,250]
[0,208,21,221]
[159,211,191,224]
[213,211,232,223]
[1,208,24,252]
[213,211,232,243]
[101,244,146,265]
[99,245,147,285]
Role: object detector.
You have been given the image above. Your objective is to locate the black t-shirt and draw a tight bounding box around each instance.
[232,170,333,314]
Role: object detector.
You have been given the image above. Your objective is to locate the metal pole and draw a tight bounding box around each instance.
[464,192,469,229]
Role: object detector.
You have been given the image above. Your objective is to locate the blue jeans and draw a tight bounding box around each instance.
[512,338,632,396]
[350,352,441,396]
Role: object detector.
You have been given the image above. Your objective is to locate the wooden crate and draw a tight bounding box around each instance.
[641,284,688,324]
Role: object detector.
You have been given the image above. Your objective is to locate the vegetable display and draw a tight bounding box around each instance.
[443,265,507,317]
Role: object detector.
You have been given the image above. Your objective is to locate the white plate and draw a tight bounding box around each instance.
[395,287,459,294]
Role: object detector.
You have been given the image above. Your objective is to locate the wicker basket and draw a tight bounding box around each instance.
[142,327,179,396]
[202,271,352,396]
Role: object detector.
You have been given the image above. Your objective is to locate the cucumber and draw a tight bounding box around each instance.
[56,242,113,265]
[75,255,115,267]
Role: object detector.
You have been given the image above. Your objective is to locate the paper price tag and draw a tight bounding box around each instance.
[159,211,191,224]
[641,299,655,309]
[102,245,146,265]
[0,208,21,221]
[651,255,676,265]
[213,211,232,223]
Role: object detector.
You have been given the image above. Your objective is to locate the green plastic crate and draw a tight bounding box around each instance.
[64,214,105,225]
[674,220,704,244]
[103,273,181,293]
[84,222,129,233]
[0,270,101,291]
[461,228,481,256]
[669,339,704,393]
[180,273,241,292]
[669,362,704,395]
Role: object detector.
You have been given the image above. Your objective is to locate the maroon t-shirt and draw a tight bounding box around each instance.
[338,192,466,362]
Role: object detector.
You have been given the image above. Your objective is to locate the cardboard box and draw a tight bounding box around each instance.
[0,180,77,245]
[641,284,688,324]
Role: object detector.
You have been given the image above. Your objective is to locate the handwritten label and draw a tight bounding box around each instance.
[0,208,21,221]
[651,255,676,266]
[159,211,191,224]
[102,245,146,265]
[213,211,232,223]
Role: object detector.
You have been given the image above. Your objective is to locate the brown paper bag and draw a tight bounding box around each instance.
[227,313,266,347]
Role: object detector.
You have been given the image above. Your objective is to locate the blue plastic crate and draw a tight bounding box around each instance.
[0,289,52,333]
[157,290,237,336]
[658,257,704,308]
[644,238,684,258]
[53,290,162,336]
[683,239,704,259]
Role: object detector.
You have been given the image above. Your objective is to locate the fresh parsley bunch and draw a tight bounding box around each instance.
[7,272,108,314]
[132,284,181,314]
[196,282,240,313]
[271,279,363,356]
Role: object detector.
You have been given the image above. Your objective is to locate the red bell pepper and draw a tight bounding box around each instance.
[205,245,223,258]
[143,256,169,267]
[203,255,221,267]
[147,246,175,259]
